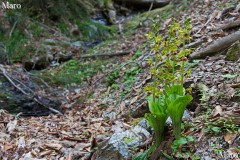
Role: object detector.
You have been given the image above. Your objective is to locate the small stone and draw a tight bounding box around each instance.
[137,119,151,131]
[61,140,77,148]
[102,111,116,120]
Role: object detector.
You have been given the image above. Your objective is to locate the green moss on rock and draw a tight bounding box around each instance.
[226,41,240,61]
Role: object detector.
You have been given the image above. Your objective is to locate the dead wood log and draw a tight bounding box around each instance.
[190,30,240,59]
[214,20,240,30]
[80,51,130,58]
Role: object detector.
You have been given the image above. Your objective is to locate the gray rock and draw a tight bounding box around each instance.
[61,140,76,148]
[95,125,151,160]
[108,10,116,24]
[137,118,151,131]
[102,111,116,120]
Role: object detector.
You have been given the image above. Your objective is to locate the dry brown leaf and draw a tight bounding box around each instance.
[212,105,222,117]
[31,149,38,157]
[224,132,237,145]
[45,143,62,151]
[7,119,17,133]
[130,96,139,105]
[91,118,103,122]
[226,86,235,99]
[92,123,102,130]
[197,126,205,141]
[119,101,125,113]
[122,123,131,130]
[39,150,52,157]
[4,142,14,151]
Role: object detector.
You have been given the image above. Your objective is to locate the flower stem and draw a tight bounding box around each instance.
[173,121,182,140]
[181,61,184,89]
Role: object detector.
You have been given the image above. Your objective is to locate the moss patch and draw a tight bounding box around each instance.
[226,41,240,61]
[39,59,108,86]
[75,19,116,41]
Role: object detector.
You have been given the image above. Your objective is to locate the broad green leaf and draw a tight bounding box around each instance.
[186,136,195,142]
[147,94,166,115]
[167,95,192,120]
[167,94,193,139]
[165,85,185,106]
[166,85,184,96]
[174,137,187,145]
[211,126,221,133]
[145,114,157,130]
[145,113,167,132]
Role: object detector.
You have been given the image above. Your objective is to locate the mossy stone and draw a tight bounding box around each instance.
[226,41,240,61]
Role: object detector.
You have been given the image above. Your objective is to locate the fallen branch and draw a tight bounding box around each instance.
[80,51,130,58]
[214,20,240,30]
[190,30,240,59]
[186,38,204,48]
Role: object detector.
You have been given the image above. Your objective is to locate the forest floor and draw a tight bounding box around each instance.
[0,0,240,160]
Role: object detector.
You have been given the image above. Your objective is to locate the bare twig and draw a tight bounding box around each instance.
[186,38,204,48]
[9,21,18,38]
[0,65,29,95]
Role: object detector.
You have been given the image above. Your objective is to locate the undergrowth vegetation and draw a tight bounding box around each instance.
[0,0,116,64]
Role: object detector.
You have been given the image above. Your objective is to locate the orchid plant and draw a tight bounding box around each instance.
[145,18,193,146]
